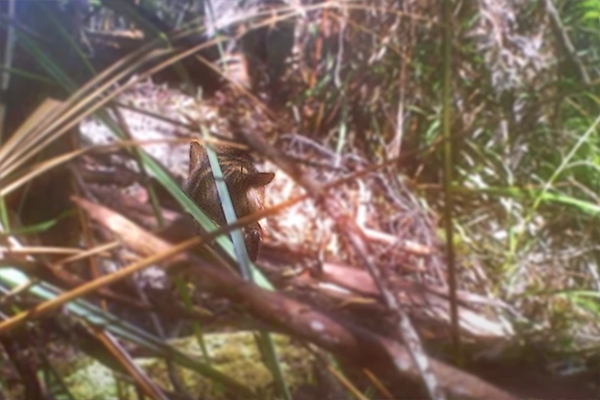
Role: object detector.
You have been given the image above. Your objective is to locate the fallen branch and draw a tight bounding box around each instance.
[71,197,517,400]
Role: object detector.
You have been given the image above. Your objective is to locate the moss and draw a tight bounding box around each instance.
[62,331,314,400]
[63,358,122,400]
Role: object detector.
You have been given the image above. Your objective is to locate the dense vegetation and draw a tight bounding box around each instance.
[0,0,598,399]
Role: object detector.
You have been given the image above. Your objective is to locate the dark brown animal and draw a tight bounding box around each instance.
[183,141,275,261]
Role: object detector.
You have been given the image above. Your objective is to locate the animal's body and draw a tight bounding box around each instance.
[183,141,275,261]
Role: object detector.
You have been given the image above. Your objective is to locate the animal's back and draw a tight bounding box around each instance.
[183,141,275,261]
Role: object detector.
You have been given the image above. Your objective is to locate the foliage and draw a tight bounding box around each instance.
[0,0,598,398]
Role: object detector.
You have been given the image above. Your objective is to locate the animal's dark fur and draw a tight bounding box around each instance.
[183,141,275,261]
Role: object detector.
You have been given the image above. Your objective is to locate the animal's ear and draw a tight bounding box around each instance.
[189,141,206,173]
[247,172,275,188]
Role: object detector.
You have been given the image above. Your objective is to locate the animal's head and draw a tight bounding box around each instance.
[184,141,275,225]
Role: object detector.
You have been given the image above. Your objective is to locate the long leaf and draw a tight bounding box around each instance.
[0,264,254,397]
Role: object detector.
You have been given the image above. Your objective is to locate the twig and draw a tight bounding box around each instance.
[544,0,590,85]
[64,197,517,400]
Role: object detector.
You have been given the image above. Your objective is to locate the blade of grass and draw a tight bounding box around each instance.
[0,264,254,397]
[198,126,289,399]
